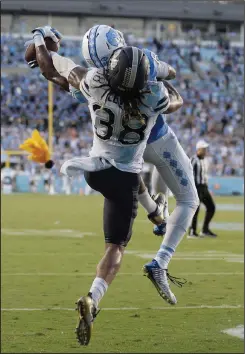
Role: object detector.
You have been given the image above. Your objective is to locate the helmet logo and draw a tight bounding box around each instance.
[106,29,122,47]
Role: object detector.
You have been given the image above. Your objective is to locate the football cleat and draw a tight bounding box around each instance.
[143,259,186,305]
[148,193,165,225]
[75,293,100,346]
[200,229,217,238]
[187,228,200,239]
[153,222,167,236]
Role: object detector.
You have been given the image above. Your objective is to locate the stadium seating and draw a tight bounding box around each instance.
[1,34,244,177]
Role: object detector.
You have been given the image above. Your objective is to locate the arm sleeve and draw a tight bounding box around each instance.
[142,48,158,81]
[156,60,170,79]
[153,82,170,114]
[50,52,79,80]
[142,49,169,80]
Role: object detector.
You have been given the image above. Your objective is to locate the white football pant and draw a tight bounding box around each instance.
[143,127,199,247]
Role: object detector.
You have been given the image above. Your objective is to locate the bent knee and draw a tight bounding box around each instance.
[193,195,200,210]
[105,243,125,254]
[176,192,200,211]
[209,204,215,213]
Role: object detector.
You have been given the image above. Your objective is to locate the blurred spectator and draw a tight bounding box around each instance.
[1,34,244,178]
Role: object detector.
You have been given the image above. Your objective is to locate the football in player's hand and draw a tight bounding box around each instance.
[25,37,59,64]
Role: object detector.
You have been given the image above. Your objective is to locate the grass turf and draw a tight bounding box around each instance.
[1,194,244,353]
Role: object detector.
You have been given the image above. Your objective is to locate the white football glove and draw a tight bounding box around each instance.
[32,26,62,43]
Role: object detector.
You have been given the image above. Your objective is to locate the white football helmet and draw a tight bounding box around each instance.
[82,25,126,68]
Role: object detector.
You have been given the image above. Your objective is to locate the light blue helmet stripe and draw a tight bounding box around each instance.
[88,25,103,68]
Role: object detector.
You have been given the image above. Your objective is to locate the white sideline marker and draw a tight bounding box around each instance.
[222,325,244,340]
[1,305,243,312]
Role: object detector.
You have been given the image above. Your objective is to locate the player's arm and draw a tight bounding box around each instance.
[34,38,88,92]
[151,51,176,80]
[28,27,70,92]
[161,80,183,114]
[32,30,89,103]
[34,44,70,91]
[157,61,176,80]
[143,49,176,81]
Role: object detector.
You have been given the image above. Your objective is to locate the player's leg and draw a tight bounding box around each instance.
[200,186,217,237]
[151,167,169,235]
[144,146,170,236]
[151,166,169,214]
[75,167,140,345]
[143,128,199,304]
[138,176,165,226]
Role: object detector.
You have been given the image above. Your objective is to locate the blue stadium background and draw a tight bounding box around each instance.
[1,0,244,195]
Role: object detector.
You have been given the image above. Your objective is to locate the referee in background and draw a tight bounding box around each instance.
[188,140,217,238]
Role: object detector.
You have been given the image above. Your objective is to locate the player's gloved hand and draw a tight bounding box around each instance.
[32,26,62,43]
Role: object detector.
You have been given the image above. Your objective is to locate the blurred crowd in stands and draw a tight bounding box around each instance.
[1,33,244,178]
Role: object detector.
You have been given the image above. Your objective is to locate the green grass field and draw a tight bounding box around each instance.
[1,194,244,353]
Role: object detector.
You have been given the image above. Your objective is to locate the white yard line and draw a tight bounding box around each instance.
[124,250,244,263]
[215,204,244,211]
[1,229,97,238]
[1,305,243,312]
[1,272,243,276]
[135,220,244,231]
[7,253,94,256]
[222,325,244,340]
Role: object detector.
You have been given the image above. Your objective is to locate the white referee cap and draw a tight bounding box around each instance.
[196,140,209,150]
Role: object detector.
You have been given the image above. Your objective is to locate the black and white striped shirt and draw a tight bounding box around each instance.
[191,155,208,186]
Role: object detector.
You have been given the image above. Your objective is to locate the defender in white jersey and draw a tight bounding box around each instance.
[80,25,199,306]
[30,24,193,314]
[32,31,183,345]
[76,67,169,173]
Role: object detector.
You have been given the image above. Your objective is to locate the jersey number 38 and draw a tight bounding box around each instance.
[93,104,148,145]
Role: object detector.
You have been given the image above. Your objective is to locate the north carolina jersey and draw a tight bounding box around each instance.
[79,68,170,173]
[143,48,169,143]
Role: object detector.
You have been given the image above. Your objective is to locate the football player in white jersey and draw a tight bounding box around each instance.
[31,26,183,345]
[80,25,199,303]
[26,26,168,226]
[82,25,174,228]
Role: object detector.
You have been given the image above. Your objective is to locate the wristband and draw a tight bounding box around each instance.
[28,60,38,69]
[33,33,45,48]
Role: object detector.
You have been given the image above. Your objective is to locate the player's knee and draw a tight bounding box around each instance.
[185,190,200,211]
[105,243,124,261]
[193,195,200,211]
[209,203,215,213]
[103,243,124,271]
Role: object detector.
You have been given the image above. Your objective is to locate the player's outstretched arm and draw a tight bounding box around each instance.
[31,28,71,92]
[162,80,183,114]
[164,64,176,80]
[35,42,88,91]
[157,61,176,80]
[144,49,176,81]
[35,48,70,91]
